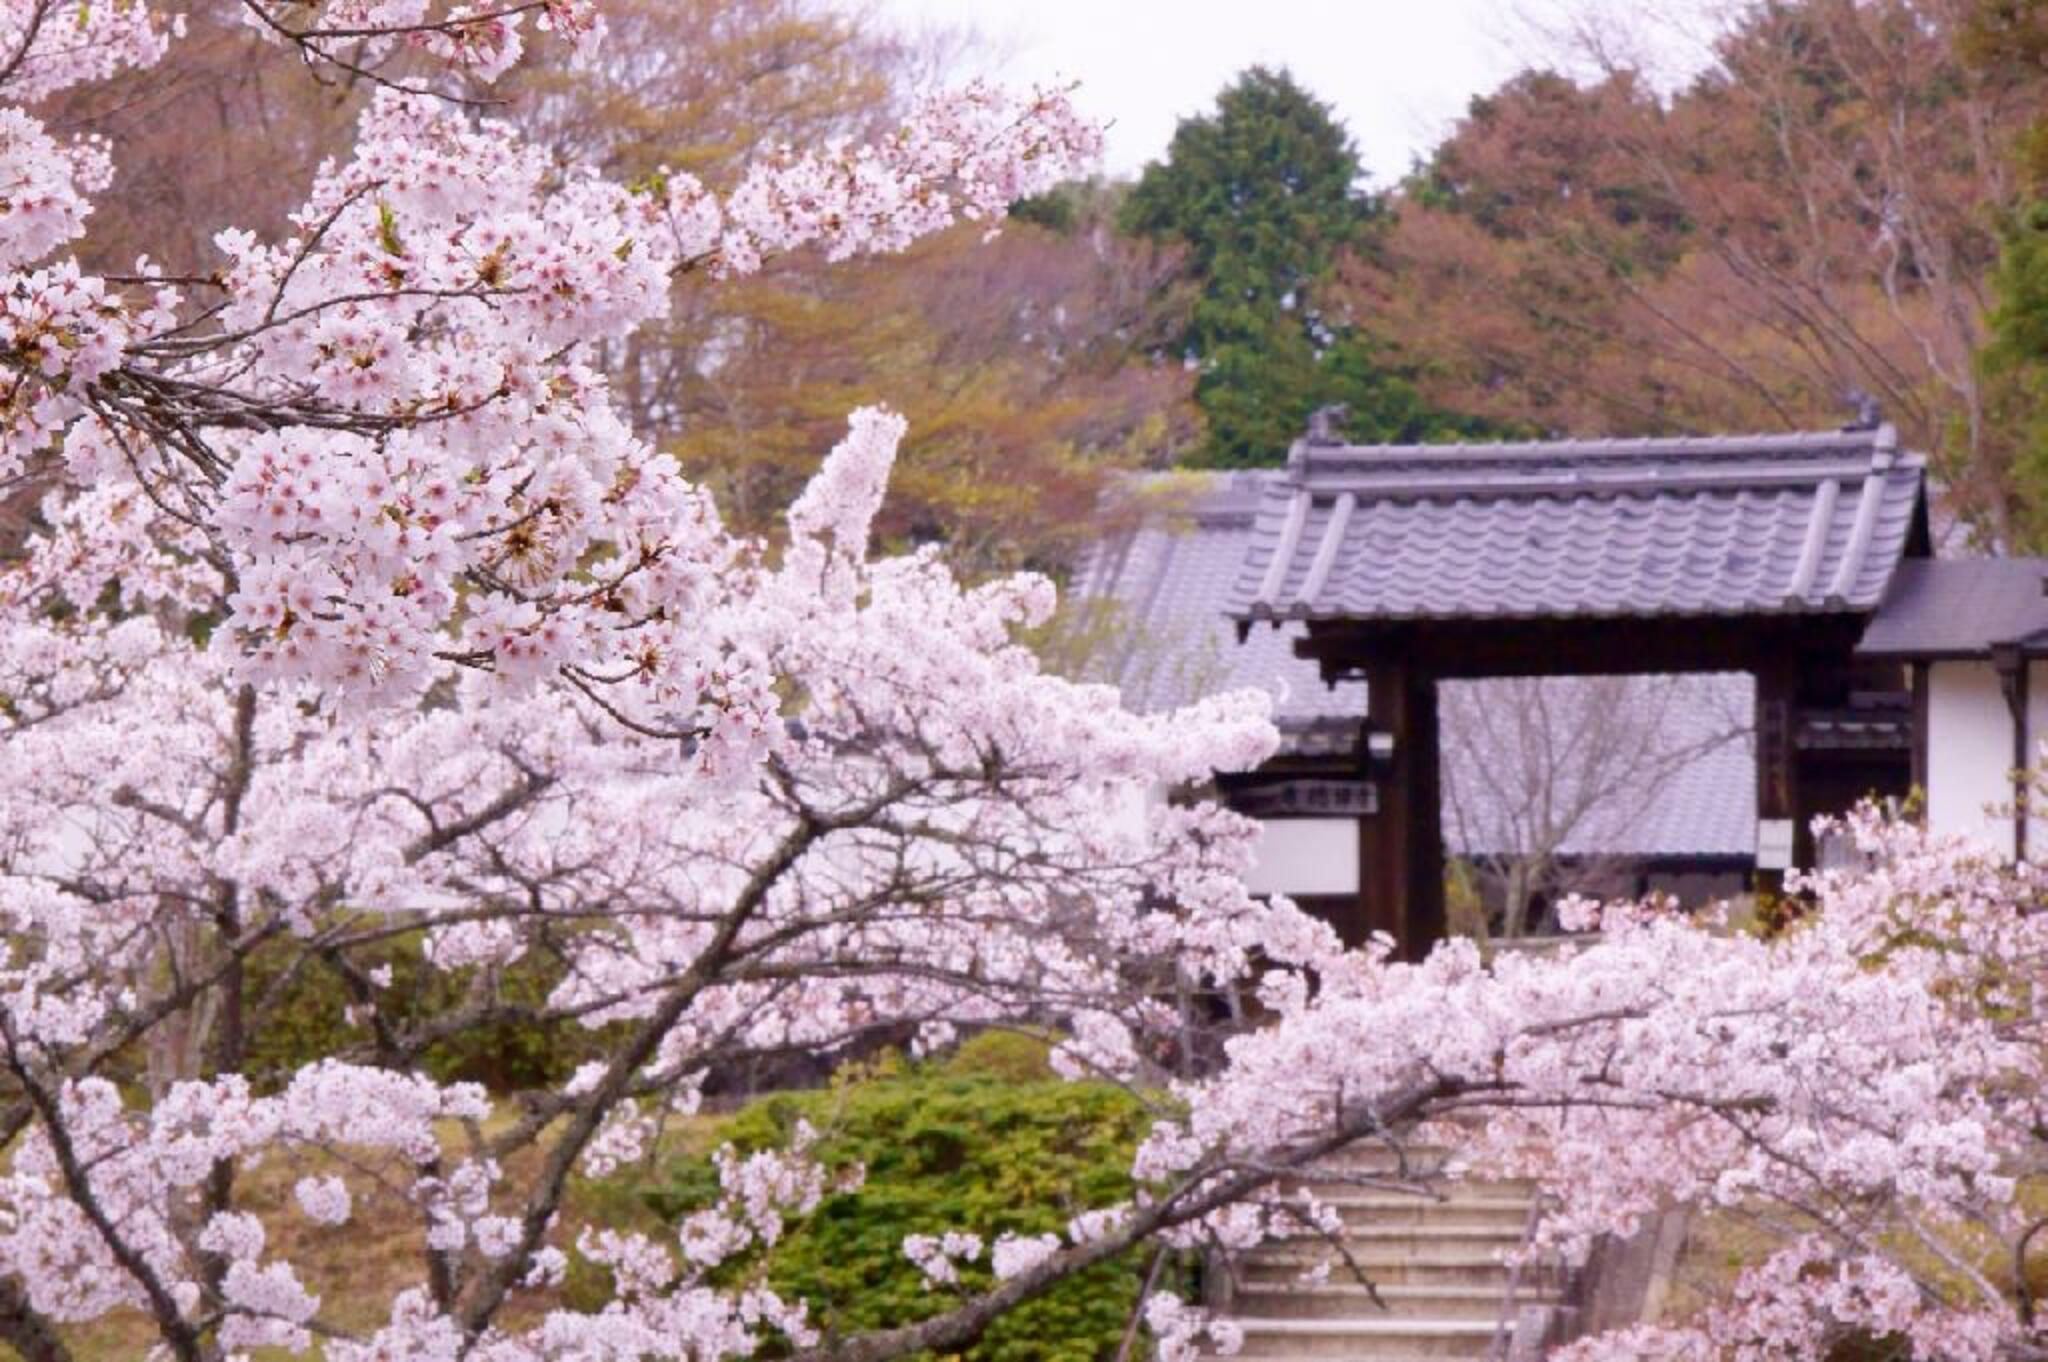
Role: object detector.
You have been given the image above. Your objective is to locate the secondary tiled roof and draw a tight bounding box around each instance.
[1614,722,1755,860]
[1440,674,1755,863]
[1857,558,2048,659]
[1075,473,1755,859]
[1226,426,1926,623]
[1072,472,1366,743]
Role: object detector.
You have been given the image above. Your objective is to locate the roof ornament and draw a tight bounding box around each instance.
[1842,387,1883,431]
[1305,403,1350,445]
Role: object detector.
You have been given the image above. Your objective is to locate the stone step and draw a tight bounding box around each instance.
[1291,1194,1534,1233]
[1298,1145,1462,1178]
[1293,1224,1526,1253]
[1224,1316,1505,1358]
[1242,1247,1562,1290]
[1283,1166,1541,1196]
[1217,1136,1561,1356]
[1232,1282,1560,1321]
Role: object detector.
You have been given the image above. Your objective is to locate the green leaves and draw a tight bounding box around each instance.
[1985,200,2048,546]
[376,201,405,258]
[645,1043,1150,1361]
[1122,66,1371,287]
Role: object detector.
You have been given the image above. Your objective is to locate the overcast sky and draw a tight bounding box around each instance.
[870,1,1532,185]
[873,0,1721,186]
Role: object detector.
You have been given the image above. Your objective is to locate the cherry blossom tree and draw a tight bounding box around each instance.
[1170,809,2048,1361]
[0,0,1101,728]
[8,5,2048,1362]
[0,7,1304,1356]
[0,13,1380,1354]
[0,418,1342,1359]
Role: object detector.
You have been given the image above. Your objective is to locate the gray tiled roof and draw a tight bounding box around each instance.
[1075,473,1756,858]
[1226,426,1925,623]
[1857,557,2048,659]
[1614,724,1755,860]
[1072,472,1367,740]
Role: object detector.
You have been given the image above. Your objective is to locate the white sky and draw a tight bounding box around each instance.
[873,1,1536,185]
[874,0,1723,185]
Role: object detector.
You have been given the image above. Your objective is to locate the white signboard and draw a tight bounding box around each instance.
[1756,819,1795,871]
[1244,819,1360,897]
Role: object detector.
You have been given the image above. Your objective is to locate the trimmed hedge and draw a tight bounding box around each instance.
[645,1035,1152,1361]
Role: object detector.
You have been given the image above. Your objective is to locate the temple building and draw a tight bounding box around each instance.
[1078,419,2040,952]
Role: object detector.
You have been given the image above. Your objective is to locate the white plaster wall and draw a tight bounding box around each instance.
[1243,818,1360,896]
[1928,660,2017,858]
[2030,660,2048,857]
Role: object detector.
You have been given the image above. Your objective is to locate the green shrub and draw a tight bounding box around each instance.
[940,1029,1060,1084]
[645,1048,1151,1361]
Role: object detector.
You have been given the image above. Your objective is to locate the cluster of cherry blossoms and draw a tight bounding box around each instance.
[0,373,1320,1358]
[0,0,178,105]
[238,0,606,83]
[0,0,1100,728]
[1125,809,2048,1361]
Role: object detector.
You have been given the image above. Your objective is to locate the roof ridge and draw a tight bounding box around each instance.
[1284,425,1902,479]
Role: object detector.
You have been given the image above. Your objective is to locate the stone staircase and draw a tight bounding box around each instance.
[1207,1145,1570,1360]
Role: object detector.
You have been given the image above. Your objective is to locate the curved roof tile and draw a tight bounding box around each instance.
[1226,426,1925,622]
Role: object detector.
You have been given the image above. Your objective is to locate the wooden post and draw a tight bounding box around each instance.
[1993,644,2030,863]
[2019,661,2032,865]
[1754,657,1803,909]
[2021,663,2033,865]
[1407,674,1446,953]
[1359,662,1445,960]
[1352,662,1402,952]
[1909,661,1929,807]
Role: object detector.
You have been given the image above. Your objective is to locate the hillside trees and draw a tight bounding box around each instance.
[1121,66,1487,466]
[1343,69,1698,437]
[496,0,1197,574]
[1353,0,2044,541]
[649,186,1196,574]
[1968,0,2048,542]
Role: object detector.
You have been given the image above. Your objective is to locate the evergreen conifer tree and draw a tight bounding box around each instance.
[1965,0,2048,543]
[1122,66,1486,466]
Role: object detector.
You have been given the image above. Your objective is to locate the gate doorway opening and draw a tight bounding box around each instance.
[1224,422,1925,957]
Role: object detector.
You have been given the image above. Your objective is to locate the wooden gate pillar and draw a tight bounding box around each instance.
[1359,662,1445,960]
[1754,656,1805,905]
